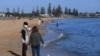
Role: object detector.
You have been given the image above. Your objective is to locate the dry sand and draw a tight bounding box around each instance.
[0,18,53,56]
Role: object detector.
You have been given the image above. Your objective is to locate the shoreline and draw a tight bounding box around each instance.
[40,18,68,56]
[0,17,55,56]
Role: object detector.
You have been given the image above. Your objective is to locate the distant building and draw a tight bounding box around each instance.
[39,14,50,17]
[89,13,95,17]
[0,12,5,17]
[79,12,89,17]
[95,13,100,17]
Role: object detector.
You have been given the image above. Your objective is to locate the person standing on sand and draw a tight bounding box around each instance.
[29,26,45,56]
[21,22,29,56]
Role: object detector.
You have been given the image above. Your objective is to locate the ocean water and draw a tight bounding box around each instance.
[45,18,100,56]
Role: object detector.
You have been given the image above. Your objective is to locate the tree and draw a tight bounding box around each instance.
[17,7,20,14]
[12,8,16,16]
[32,8,35,16]
[64,7,68,14]
[21,9,24,17]
[96,12,100,14]
[14,7,20,17]
[68,8,71,15]
[48,3,52,16]
[55,5,62,17]
[75,9,78,16]
[52,6,56,16]
[72,8,78,16]
[72,8,76,15]
[34,6,39,16]
[40,7,45,14]
[13,8,15,13]
[6,8,10,16]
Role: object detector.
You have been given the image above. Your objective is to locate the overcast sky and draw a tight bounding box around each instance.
[0,0,100,13]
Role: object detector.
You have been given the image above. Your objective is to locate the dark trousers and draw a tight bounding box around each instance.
[31,45,40,56]
[22,43,27,56]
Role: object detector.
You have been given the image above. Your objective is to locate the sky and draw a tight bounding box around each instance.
[0,0,100,13]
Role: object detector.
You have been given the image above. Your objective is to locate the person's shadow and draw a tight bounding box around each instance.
[8,50,21,56]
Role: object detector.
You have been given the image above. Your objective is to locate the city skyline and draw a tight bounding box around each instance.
[0,0,100,13]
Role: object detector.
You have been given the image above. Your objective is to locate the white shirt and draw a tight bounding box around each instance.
[21,27,29,44]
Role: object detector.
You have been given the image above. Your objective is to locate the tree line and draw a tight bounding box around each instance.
[5,3,79,17]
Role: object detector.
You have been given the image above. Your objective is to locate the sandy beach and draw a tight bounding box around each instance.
[0,18,53,56]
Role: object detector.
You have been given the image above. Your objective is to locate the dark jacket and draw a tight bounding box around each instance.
[21,29,26,40]
[29,32,44,46]
[21,27,29,43]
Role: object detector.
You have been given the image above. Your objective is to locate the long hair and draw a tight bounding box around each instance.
[31,26,38,33]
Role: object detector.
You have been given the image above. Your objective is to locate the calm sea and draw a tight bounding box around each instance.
[45,18,100,56]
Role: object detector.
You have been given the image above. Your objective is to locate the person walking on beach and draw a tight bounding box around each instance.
[29,26,45,56]
[41,19,44,24]
[38,18,41,25]
[38,17,44,25]
[21,22,29,56]
[56,21,59,27]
